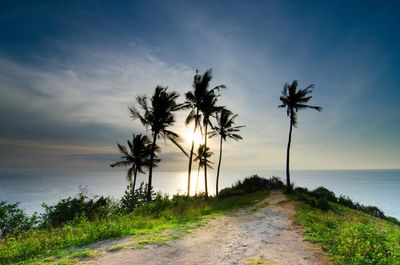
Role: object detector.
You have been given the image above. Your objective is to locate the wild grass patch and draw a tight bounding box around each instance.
[296,203,400,265]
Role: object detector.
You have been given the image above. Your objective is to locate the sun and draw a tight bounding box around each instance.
[185,128,203,146]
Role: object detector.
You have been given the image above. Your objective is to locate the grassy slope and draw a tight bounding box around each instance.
[0,191,269,265]
[295,201,400,265]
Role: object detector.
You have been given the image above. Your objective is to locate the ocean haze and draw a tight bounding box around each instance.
[0,169,399,220]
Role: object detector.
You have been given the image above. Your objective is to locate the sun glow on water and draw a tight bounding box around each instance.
[178,170,207,196]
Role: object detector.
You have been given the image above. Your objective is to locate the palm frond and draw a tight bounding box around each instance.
[110,161,131,168]
[126,167,134,183]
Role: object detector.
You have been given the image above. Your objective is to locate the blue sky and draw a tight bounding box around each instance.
[0,0,399,172]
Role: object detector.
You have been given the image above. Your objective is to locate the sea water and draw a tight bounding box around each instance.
[0,169,399,220]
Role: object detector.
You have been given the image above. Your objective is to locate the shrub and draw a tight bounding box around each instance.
[218,187,246,199]
[309,197,331,211]
[338,195,356,209]
[311,186,337,202]
[41,189,115,227]
[119,182,151,213]
[0,202,38,237]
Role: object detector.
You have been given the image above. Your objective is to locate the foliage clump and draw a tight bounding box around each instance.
[41,188,117,227]
[0,202,38,237]
[219,175,284,198]
[119,182,153,213]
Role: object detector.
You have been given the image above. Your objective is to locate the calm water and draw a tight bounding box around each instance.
[0,169,399,220]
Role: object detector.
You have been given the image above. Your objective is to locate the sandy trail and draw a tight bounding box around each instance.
[80,191,331,265]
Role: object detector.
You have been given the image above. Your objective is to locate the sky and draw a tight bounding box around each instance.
[0,0,399,174]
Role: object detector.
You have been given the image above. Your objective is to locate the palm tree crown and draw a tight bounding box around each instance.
[279,80,322,126]
[130,86,187,152]
[193,144,214,169]
[209,108,244,141]
[110,134,159,191]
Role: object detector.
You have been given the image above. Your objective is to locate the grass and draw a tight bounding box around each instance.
[247,257,281,265]
[0,191,269,264]
[295,202,400,265]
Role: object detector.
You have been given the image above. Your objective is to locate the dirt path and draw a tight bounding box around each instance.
[80,191,331,265]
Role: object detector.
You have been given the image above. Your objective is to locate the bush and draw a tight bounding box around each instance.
[218,187,246,199]
[309,197,331,211]
[235,175,284,193]
[311,186,337,202]
[41,189,115,227]
[119,182,151,213]
[0,202,38,237]
[338,195,356,209]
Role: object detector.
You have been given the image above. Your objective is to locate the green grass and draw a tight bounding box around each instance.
[247,257,281,265]
[0,191,269,264]
[295,202,400,265]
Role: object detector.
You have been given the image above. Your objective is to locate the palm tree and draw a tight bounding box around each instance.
[130,86,187,201]
[193,144,213,195]
[185,69,224,196]
[209,109,244,197]
[200,91,224,198]
[279,80,322,192]
[110,134,159,192]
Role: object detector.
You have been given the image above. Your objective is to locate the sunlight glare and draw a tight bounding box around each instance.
[185,128,203,146]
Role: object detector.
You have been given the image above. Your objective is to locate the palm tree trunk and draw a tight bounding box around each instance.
[204,122,209,198]
[216,136,223,197]
[133,170,137,192]
[187,109,199,196]
[285,121,293,192]
[147,132,158,201]
[196,162,201,195]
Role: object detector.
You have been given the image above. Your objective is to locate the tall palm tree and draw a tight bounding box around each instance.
[130,86,187,201]
[193,144,213,195]
[279,80,322,192]
[185,69,224,196]
[110,134,159,192]
[200,91,224,198]
[210,109,244,197]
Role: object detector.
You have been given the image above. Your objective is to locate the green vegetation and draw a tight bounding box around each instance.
[292,188,400,265]
[0,182,270,264]
[219,175,284,199]
[247,258,281,265]
[0,202,39,238]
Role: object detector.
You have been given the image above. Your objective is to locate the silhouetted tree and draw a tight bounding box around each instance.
[185,69,224,196]
[193,144,213,195]
[210,108,244,197]
[279,81,322,192]
[199,87,224,198]
[110,134,159,192]
[130,86,187,201]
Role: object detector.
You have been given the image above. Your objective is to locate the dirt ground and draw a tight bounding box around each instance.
[79,191,332,265]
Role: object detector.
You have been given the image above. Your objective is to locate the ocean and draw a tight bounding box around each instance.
[0,169,399,220]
